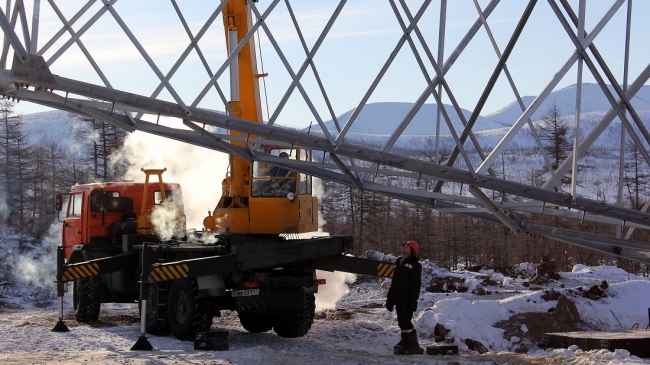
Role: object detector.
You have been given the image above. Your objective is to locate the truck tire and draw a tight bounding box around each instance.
[73,277,100,322]
[141,283,170,335]
[273,292,315,338]
[167,279,213,340]
[238,313,274,333]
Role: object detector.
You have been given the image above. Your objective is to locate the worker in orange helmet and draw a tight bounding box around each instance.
[385,240,423,355]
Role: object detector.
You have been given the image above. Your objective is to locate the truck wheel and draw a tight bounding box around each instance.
[273,292,315,338]
[238,313,274,333]
[73,277,100,322]
[141,283,170,335]
[167,279,213,340]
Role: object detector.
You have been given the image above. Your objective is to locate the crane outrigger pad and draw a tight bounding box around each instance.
[130,335,153,351]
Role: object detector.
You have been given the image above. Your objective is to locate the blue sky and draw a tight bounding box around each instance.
[8,0,650,129]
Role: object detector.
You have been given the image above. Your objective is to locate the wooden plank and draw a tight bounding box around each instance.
[541,331,650,358]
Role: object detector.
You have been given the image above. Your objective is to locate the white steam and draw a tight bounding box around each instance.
[315,270,356,310]
[13,221,61,300]
[308,177,358,310]
[312,226,358,310]
[150,200,185,242]
[110,116,229,229]
[312,176,325,202]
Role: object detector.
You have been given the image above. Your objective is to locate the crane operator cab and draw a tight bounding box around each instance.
[252,150,307,199]
[204,147,319,235]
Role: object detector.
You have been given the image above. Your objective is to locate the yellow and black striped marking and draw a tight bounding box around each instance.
[377,263,395,278]
[62,263,99,281]
[148,264,189,282]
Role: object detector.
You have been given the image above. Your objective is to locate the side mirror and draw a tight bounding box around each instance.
[55,194,63,212]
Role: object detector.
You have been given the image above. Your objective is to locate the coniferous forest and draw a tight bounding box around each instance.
[0,100,126,237]
[318,181,650,275]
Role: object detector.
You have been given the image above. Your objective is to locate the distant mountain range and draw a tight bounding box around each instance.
[316,83,650,150]
[19,83,650,151]
[485,83,650,126]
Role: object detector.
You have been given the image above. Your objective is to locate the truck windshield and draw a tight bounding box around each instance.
[89,191,133,213]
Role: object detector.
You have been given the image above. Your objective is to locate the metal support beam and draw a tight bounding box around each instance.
[3,71,650,229]
[477,0,625,175]
[436,0,537,193]
[0,5,28,63]
[468,185,521,234]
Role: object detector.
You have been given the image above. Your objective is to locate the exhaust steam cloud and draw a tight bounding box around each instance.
[110,116,229,229]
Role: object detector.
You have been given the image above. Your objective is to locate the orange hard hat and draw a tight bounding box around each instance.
[403,240,419,254]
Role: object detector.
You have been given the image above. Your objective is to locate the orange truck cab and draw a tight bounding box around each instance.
[61,180,185,261]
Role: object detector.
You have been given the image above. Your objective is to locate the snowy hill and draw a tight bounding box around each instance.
[485,83,650,126]
[21,110,75,146]
[314,83,650,149]
[320,102,503,139]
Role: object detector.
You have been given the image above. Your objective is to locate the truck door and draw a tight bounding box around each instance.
[62,192,84,258]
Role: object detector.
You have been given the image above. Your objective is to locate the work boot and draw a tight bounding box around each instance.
[393,332,410,355]
[404,330,424,355]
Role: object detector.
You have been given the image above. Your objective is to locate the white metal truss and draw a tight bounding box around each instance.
[1,0,650,263]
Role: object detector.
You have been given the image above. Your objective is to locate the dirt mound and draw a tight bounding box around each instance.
[465,264,518,278]
[495,311,589,352]
[579,284,608,300]
[425,276,467,293]
[527,257,561,283]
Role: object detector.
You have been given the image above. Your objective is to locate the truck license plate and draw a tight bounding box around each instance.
[232,289,259,297]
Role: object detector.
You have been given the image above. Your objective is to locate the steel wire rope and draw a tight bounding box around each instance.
[255,26,271,124]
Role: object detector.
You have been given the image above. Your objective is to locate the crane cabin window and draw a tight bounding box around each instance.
[251,149,312,197]
[297,149,312,195]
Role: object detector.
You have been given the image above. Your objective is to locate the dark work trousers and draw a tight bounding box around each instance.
[395,305,414,331]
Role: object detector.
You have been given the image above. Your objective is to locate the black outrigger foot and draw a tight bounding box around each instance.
[51,320,69,332]
[131,243,154,351]
[53,247,69,333]
[130,336,153,351]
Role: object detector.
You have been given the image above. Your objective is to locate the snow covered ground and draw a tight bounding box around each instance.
[2,253,650,364]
